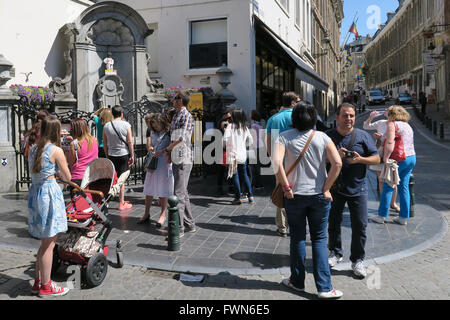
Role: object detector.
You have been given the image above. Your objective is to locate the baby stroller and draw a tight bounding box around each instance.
[53,158,128,287]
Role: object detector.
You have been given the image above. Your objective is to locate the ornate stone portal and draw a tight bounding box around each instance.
[49,1,165,112]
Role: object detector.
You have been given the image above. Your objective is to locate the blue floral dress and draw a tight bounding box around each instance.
[28,143,67,239]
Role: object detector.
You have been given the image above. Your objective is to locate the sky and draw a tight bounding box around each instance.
[340,0,400,45]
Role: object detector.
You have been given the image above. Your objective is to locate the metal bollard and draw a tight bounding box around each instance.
[167,195,181,251]
[333,120,336,128]
[409,174,415,218]
[433,121,437,135]
[440,122,444,139]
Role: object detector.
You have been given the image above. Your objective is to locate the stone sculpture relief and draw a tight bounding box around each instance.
[87,18,135,46]
[145,52,164,93]
[49,50,73,95]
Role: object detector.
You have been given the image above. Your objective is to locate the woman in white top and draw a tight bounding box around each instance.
[372,106,416,225]
[223,109,254,204]
[363,107,400,212]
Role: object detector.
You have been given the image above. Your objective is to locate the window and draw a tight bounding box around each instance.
[307,1,311,48]
[276,0,289,14]
[189,18,227,69]
[295,0,301,28]
[303,0,307,42]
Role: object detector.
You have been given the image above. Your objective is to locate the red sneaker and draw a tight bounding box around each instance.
[39,281,69,298]
[31,279,41,294]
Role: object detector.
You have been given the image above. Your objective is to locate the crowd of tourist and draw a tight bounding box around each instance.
[24,87,416,299]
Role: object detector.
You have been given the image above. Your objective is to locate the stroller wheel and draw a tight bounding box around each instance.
[84,252,108,287]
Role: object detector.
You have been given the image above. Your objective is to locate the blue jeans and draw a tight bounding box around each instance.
[284,194,333,293]
[233,163,253,199]
[378,155,416,218]
[328,193,368,263]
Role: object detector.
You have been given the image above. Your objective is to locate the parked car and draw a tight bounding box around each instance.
[367,90,385,105]
[396,93,412,105]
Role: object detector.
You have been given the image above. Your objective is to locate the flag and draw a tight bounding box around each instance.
[346,54,353,65]
[349,22,359,39]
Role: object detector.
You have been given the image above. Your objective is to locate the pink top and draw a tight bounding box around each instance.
[71,139,98,179]
[395,121,416,157]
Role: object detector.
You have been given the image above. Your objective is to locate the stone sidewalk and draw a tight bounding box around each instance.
[0,104,449,301]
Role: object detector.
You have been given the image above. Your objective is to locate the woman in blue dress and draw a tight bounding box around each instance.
[28,115,72,298]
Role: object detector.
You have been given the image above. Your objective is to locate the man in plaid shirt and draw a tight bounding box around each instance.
[165,91,196,236]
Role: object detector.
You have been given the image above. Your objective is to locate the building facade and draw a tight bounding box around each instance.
[364,0,449,116]
[117,0,342,119]
[311,0,344,119]
[340,35,371,94]
[0,0,95,86]
[2,0,344,119]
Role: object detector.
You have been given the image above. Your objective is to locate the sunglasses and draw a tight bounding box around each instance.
[172,96,182,102]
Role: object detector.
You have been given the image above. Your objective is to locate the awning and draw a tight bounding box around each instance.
[260,24,329,92]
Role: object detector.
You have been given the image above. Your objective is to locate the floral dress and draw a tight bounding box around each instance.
[28,143,67,239]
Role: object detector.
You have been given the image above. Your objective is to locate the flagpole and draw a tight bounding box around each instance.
[341,12,358,49]
[344,15,359,48]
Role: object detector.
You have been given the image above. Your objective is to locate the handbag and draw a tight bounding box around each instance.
[144,152,158,170]
[270,130,315,208]
[384,122,406,162]
[222,150,228,166]
[144,133,167,171]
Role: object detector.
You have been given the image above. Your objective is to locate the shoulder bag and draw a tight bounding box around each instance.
[383,122,406,162]
[270,130,315,208]
[144,133,167,171]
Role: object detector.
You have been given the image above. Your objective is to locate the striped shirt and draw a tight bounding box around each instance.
[170,107,194,164]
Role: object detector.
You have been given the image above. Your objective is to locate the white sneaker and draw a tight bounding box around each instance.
[351,260,367,278]
[371,215,386,224]
[318,288,343,299]
[393,216,407,225]
[328,251,343,268]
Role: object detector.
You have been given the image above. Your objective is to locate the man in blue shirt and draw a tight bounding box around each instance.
[326,103,380,278]
[266,92,300,237]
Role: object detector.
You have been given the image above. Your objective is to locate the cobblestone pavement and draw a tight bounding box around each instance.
[0,103,449,303]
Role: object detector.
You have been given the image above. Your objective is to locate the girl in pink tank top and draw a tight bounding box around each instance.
[67,119,99,181]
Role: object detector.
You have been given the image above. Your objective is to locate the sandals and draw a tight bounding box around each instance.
[137,215,150,224]
[119,201,133,210]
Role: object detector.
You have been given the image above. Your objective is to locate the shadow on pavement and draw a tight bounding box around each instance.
[196,222,275,237]
[180,273,319,300]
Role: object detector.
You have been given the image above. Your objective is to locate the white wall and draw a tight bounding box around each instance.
[118,0,254,112]
[255,0,313,67]
[116,0,314,113]
[0,0,93,87]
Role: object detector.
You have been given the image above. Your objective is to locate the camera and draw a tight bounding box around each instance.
[344,150,355,158]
